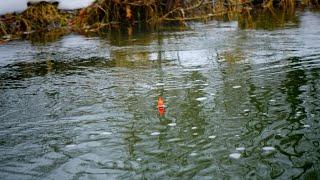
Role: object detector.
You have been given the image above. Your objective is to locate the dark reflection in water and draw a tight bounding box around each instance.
[238,9,300,30]
[25,28,70,45]
[0,10,320,180]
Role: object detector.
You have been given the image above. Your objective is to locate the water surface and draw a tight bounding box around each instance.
[0,11,320,179]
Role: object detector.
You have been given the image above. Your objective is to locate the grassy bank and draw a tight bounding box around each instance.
[0,0,319,42]
[75,0,318,31]
[0,2,68,40]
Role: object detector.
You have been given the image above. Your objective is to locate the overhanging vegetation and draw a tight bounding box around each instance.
[0,0,319,41]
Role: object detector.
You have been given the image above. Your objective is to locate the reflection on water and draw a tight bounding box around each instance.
[0,11,320,179]
[25,28,70,44]
[238,9,300,30]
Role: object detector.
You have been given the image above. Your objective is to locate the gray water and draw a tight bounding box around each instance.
[0,11,320,179]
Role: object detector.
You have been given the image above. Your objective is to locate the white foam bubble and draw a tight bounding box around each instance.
[155,83,165,86]
[303,124,311,128]
[232,85,241,89]
[229,153,241,159]
[66,144,76,148]
[209,135,216,139]
[190,152,197,156]
[168,123,176,127]
[167,138,182,142]
[100,132,112,135]
[151,132,160,136]
[236,147,246,151]
[196,97,207,101]
[262,146,275,151]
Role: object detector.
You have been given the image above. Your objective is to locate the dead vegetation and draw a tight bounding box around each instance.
[0,2,67,38]
[71,0,215,32]
[0,0,319,42]
[73,0,319,33]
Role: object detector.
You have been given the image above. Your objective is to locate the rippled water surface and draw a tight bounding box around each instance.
[1,11,320,179]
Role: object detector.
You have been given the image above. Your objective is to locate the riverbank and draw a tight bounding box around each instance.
[0,2,70,42]
[0,0,319,42]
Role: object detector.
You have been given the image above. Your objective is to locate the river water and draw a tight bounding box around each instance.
[0,11,320,179]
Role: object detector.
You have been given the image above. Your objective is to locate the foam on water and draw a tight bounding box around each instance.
[229,153,241,159]
[262,146,276,151]
[151,132,160,136]
[167,138,182,142]
[100,132,112,135]
[190,152,198,156]
[236,147,246,151]
[303,124,311,128]
[196,97,207,101]
[232,85,241,89]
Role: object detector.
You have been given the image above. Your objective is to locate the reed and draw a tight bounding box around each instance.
[23,2,67,30]
[72,0,215,32]
[0,19,7,35]
[1,0,319,41]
